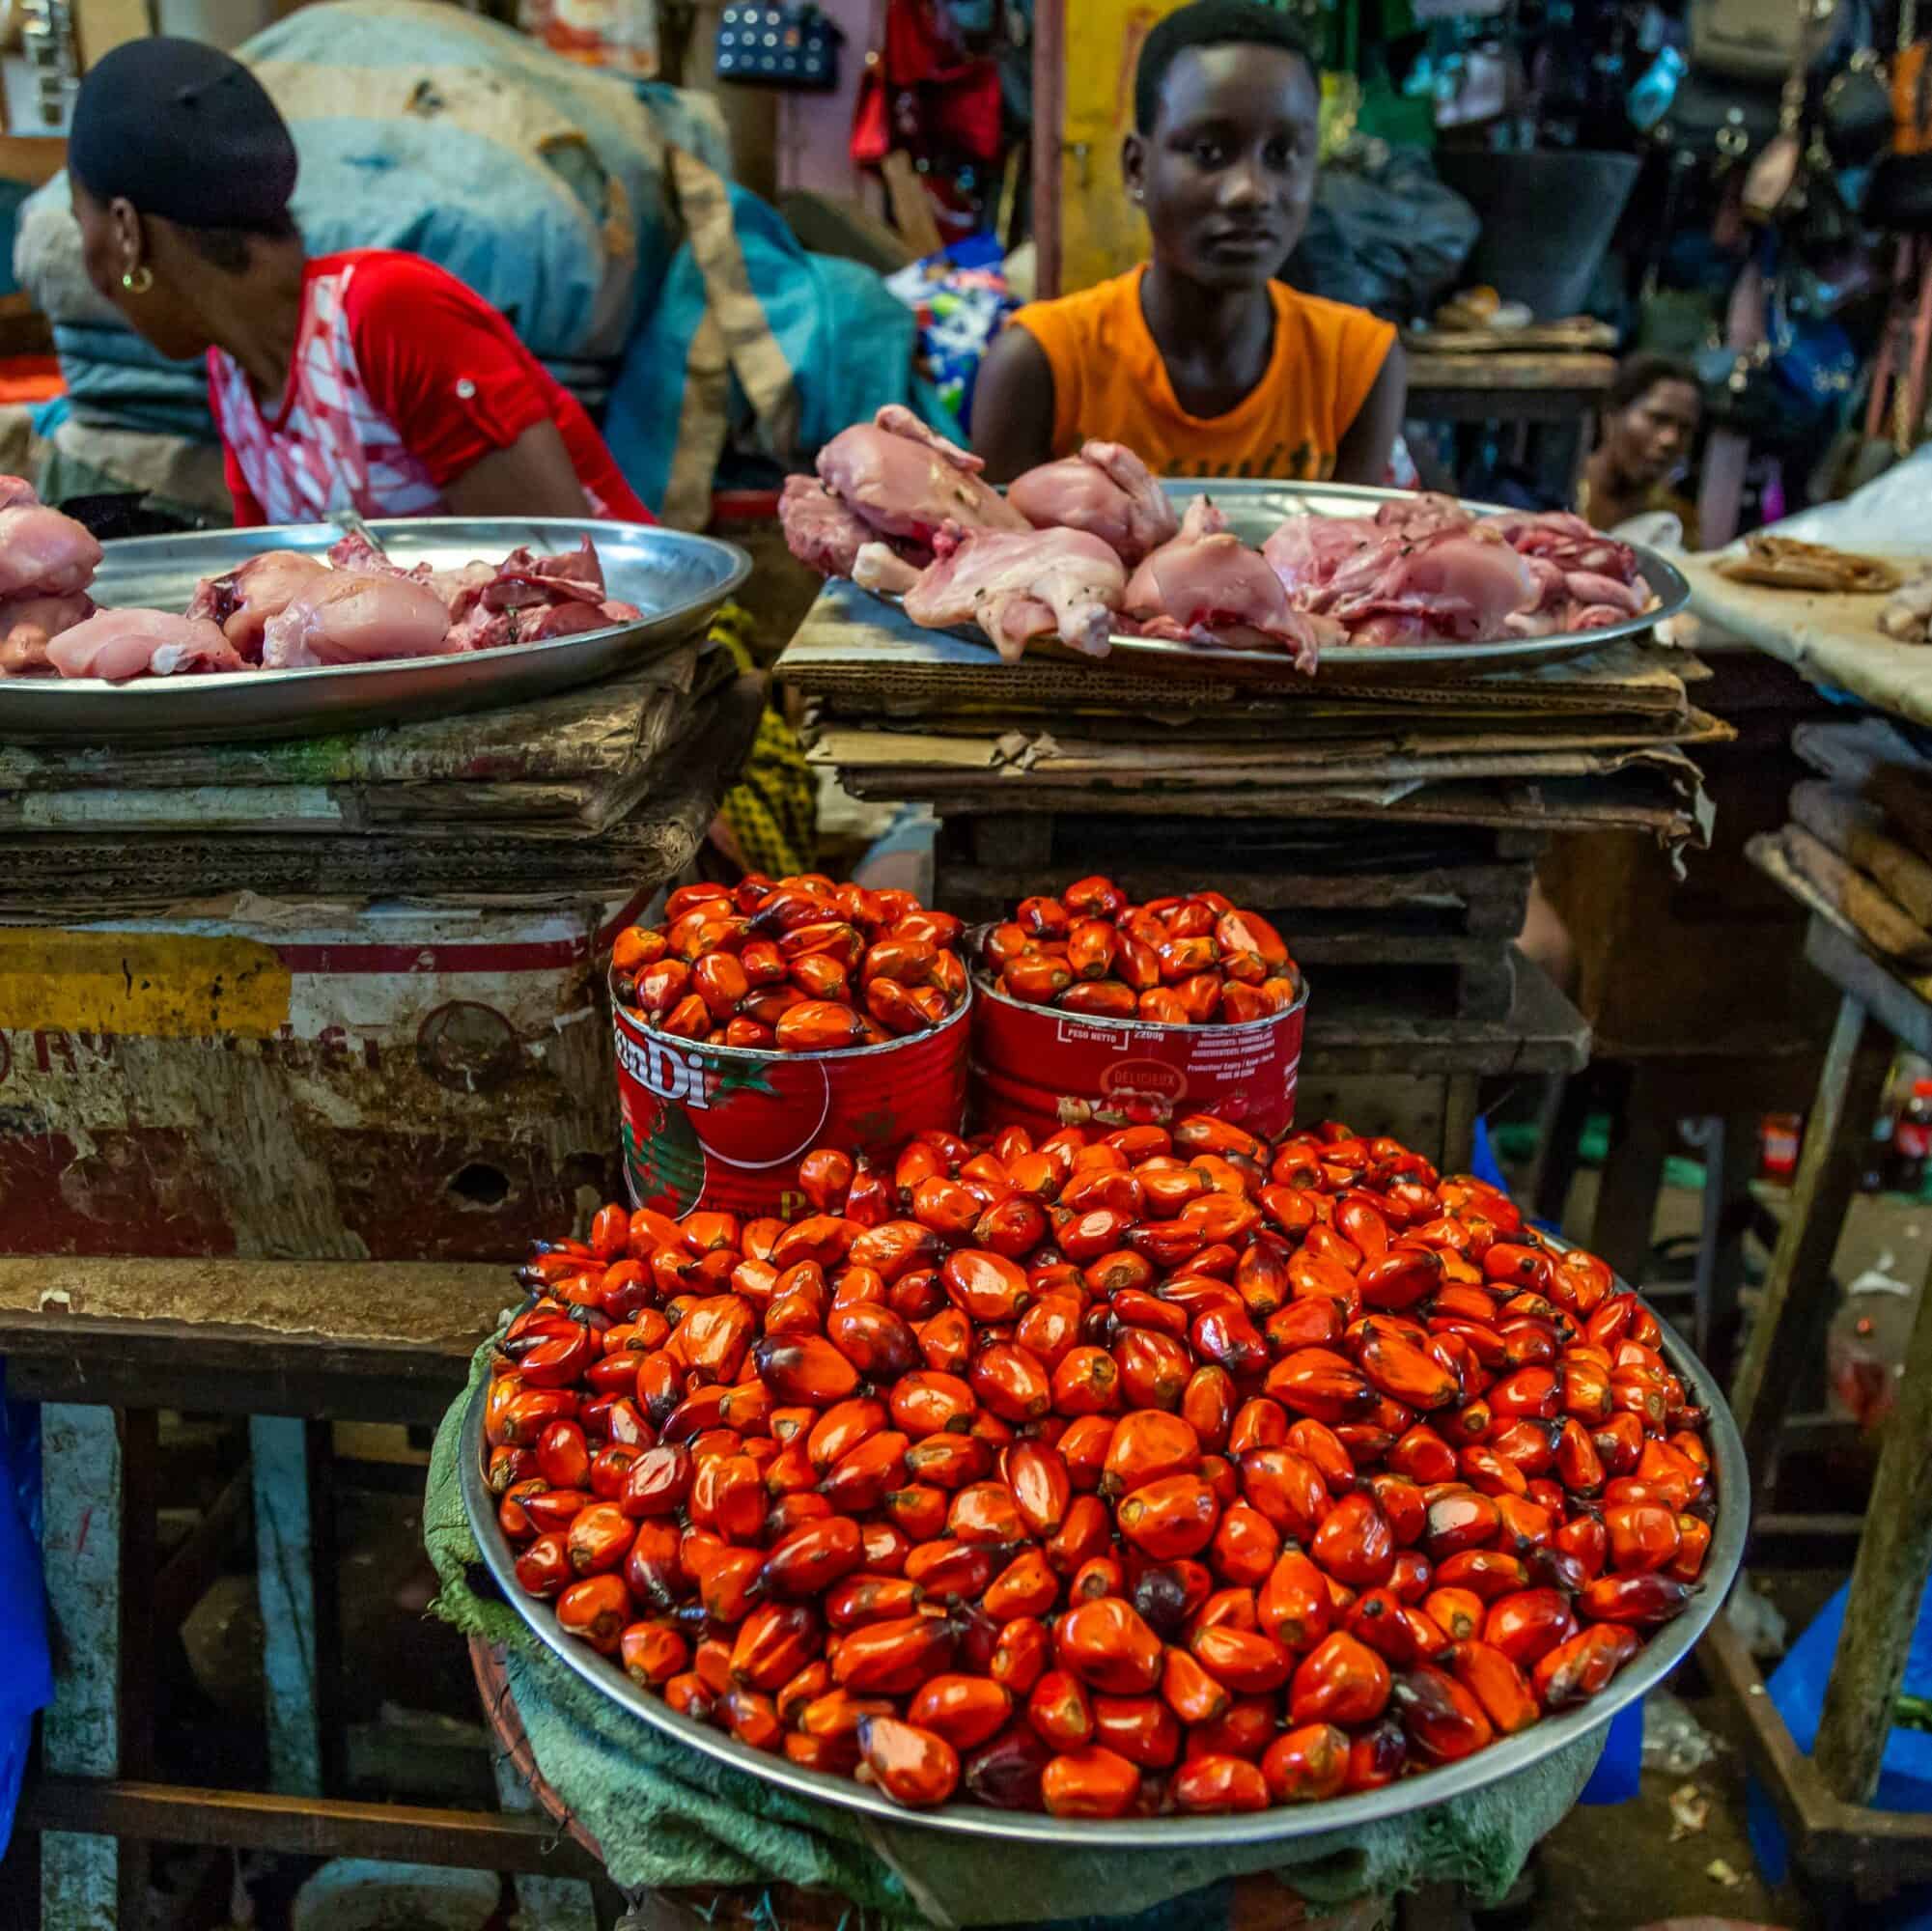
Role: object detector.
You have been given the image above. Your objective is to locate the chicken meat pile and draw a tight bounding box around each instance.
[0,479,644,684]
[780,413,1657,675]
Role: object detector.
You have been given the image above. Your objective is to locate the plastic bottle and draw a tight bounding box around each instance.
[1894,1077,1932,1195]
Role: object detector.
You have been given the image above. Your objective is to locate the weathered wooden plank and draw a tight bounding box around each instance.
[1792,782,1932,931]
[0,678,762,913]
[18,1777,603,1879]
[40,1404,128,1931]
[1729,993,1892,1493]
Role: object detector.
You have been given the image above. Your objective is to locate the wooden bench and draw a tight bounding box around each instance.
[2,1259,615,1924]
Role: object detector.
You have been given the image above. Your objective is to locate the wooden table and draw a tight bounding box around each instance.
[2,1260,612,1927]
[1405,350,1615,500]
[1405,350,1616,426]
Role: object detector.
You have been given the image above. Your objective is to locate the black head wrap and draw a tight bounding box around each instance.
[70,37,297,229]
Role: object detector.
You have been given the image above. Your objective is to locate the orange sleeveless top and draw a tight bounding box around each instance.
[1009,267,1396,481]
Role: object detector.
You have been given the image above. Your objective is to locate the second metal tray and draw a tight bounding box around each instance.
[863,480,1690,687]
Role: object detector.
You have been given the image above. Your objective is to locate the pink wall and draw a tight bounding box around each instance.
[771,0,880,201]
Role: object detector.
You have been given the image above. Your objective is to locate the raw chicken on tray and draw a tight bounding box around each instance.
[0,480,645,683]
[780,411,1660,673]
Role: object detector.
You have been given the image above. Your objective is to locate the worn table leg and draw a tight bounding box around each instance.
[1730,993,1891,1501]
[1812,1237,1932,1804]
[1589,1063,1668,1289]
[1442,1075,1479,1175]
[251,1414,335,1796]
[40,1405,154,1931]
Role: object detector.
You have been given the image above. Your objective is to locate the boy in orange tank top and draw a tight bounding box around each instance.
[974,0,1404,487]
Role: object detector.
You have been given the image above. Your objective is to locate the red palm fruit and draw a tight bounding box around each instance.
[1531,1623,1639,1709]
[1173,1752,1271,1813]
[1289,1632,1392,1727]
[1391,1661,1495,1763]
[1091,1693,1182,1769]
[1261,1722,1350,1804]
[1039,1746,1142,1819]
[1054,1597,1164,1694]
[1450,1638,1540,1734]
[554,1574,631,1654]
[907,1674,1014,1753]
[1027,1667,1096,1748]
[990,1616,1052,1696]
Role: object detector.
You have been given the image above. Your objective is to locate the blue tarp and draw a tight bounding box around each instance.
[606,177,925,516]
[0,1375,49,1858]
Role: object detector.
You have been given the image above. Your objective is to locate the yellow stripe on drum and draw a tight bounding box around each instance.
[0,930,292,1037]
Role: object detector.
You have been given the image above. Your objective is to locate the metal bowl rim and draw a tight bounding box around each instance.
[461,1256,1745,1846]
[19,517,752,695]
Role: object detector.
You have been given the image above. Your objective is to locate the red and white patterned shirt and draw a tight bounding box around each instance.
[208,250,651,528]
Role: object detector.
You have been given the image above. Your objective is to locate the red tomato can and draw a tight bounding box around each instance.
[614,992,970,1217]
[969,968,1309,1140]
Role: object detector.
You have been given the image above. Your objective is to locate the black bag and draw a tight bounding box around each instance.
[1656,74,1784,170]
[714,4,843,88]
[1868,149,1932,230]
[1823,52,1894,163]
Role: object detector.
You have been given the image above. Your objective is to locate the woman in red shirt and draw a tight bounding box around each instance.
[66,38,651,528]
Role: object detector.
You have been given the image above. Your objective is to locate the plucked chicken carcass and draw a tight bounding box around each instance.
[0,499,104,599]
[0,594,94,674]
[262,573,454,669]
[1125,497,1338,673]
[1007,442,1179,565]
[47,609,247,680]
[900,523,1127,661]
[1268,517,1537,647]
[185,550,330,660]
[780,475,885,578]
[816,406,1031,546]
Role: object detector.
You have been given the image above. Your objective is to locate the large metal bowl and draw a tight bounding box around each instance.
[858,479,1690,688]
[0,517,750,743]
[461,1275,1746,1847]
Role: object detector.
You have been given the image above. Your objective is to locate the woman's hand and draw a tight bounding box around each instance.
[445,420,594,519]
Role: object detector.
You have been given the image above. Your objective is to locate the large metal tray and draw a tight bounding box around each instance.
[0,517,750,743]
[461,1266,1746,1846]
[860,479,1690,687]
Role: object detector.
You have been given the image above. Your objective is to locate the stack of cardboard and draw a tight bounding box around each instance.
[778,583,1721,1022]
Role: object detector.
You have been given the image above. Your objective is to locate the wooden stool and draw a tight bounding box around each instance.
[1701,913,1932,1917]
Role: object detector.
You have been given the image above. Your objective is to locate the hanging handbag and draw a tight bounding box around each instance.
[1656,73,1784,174]
[1689,0,1848,81]
[714,3,843,88]
[1823,48,1893,163]
[1867,3,1932,230]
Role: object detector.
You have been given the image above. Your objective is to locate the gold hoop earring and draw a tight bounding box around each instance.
[121,266,153,295]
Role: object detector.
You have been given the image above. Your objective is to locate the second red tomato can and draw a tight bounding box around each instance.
[968,968,1310,1140]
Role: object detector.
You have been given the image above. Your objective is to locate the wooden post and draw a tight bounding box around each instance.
[1812,1253,1932,1804]
[252,1415,324,1797]
[1730,993,1891,1497]
[40,1404,142,1931]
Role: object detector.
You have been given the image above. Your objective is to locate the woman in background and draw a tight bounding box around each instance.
[1578,354,1702,543]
